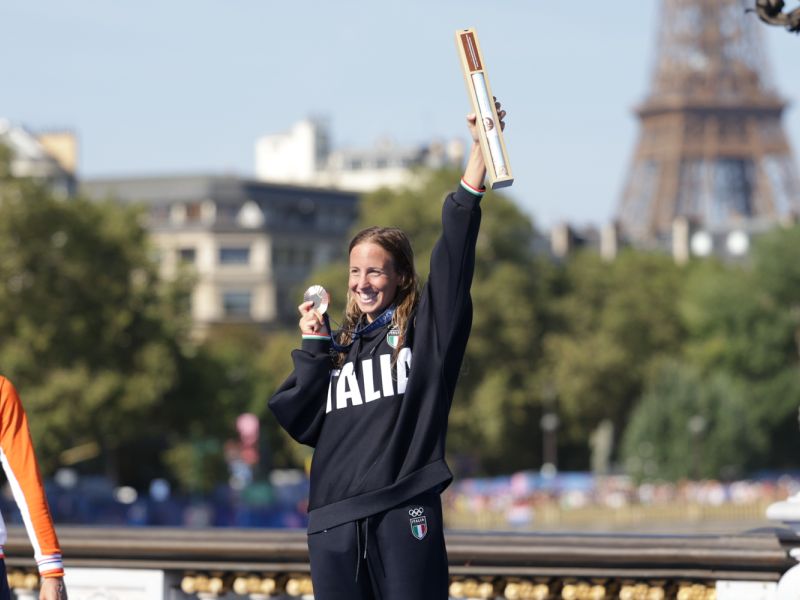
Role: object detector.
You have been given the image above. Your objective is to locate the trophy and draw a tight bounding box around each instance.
[455,28,513,189]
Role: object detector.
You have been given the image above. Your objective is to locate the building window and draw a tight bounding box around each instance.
[150,205,170,222]
[273,246,285,266]
[272,245,314,268]
[185,202,203,221]
[218,203,239,222]
[222,291,252,318]
[300,248,313,267]
[178,248,196,264]
[169,204,187,224]
[219,247,250,265]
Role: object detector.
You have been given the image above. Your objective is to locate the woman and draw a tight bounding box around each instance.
[269,103,506,600]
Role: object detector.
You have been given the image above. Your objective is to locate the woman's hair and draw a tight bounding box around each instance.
[334,226,419,366]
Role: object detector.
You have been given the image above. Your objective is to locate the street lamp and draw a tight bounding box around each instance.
[726,230,750,257]
[690,231,713,258]
[540,412,560,477]
[687,415,707,479]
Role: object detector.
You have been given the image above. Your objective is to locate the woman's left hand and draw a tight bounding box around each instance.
[466,98,507,144]
[463,98,507,188]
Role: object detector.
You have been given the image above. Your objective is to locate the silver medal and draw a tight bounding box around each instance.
[303,285,329,315]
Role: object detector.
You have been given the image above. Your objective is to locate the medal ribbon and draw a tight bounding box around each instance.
[323,306,395,352]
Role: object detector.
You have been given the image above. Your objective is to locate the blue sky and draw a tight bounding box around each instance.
[2,1,798,228]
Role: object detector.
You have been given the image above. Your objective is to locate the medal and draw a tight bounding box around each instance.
[303,285,329,315]
[303,285,395,352]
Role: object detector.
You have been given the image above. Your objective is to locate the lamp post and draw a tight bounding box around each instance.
[540,383,559,477]
[687,415,707,480]
[540,412,560,477]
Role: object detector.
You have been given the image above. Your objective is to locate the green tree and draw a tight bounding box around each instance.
[621,360,765,481]
[0,148,193,483]
[541,251,686,465]
[679,228,800,471]
[132,323,305,494]
[159,326,266,493]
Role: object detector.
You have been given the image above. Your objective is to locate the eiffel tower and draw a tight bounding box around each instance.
[617,0,800,244]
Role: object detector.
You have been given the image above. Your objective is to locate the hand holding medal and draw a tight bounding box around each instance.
[299,285,331,336]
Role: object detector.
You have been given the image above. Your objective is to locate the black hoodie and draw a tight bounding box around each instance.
[269,184,482,533]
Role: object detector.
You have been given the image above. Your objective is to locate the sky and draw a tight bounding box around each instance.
[2,1,799,229]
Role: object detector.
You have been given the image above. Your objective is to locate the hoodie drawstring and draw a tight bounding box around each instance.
[354,517,370,582]
[363,516,370,559]
[354,521,361,582]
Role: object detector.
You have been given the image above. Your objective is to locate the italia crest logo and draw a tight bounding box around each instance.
[408,507,427,540]
[387,328,400,349]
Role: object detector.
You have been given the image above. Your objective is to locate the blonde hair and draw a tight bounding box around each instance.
[334,226,419,367]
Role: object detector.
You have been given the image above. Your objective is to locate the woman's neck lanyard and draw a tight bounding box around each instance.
[323,306,395,353]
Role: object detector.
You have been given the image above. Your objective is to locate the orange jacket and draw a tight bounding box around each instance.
[0,377,63,577]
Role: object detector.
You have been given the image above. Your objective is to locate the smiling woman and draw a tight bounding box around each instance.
[269,104,507,600]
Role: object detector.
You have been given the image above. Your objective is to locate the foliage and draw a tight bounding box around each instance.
[541,250,686,459]
[622,226,800,480]
[0,158,195,482]
[158,325,312,493]
[5,142,798,486]
[677,229,800,470]
[262,171,800,480]
[621,360,765,481]
[0,148,274,493]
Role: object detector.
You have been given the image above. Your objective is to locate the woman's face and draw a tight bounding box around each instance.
[349,242,400,322]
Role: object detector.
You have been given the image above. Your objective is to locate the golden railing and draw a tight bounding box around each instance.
[3,525,798,599]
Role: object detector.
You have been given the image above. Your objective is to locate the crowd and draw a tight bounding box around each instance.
[1,469,797,531]
[442,471,800,530]
[0,470,310,529]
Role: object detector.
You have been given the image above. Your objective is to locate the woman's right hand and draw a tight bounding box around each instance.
[298,301,330,336]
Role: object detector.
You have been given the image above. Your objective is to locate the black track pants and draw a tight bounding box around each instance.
[307,491,449,600]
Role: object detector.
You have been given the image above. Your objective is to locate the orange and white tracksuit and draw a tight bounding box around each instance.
[0,377,63,578]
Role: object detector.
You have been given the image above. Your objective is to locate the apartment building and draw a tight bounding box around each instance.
[81,175,358,331]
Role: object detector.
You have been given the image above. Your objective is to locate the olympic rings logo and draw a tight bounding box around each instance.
[408,507,424,517]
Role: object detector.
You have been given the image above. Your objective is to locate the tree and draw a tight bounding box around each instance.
[679,228,800,471]
[540,250,686,464]
[0,147,192,483]
[621,360,766,481]
[622,226,800,481]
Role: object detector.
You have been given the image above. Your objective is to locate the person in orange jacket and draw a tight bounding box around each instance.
[0,377,67,600]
